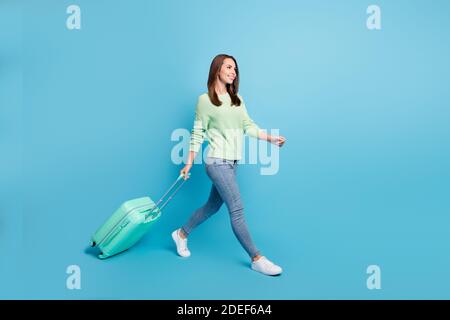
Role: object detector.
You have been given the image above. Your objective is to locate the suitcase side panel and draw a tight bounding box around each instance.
[99,215,151,258]
[92,197,153,244]
[96,197,161,258]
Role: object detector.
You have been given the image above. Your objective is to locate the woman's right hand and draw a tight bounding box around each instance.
[180,164,192,180]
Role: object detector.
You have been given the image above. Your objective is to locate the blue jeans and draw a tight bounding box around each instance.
[181,157,260,259]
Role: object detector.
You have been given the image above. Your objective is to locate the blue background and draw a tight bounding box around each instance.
[1,0,449,299]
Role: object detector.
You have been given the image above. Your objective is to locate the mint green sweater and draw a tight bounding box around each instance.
[189,93,261,160]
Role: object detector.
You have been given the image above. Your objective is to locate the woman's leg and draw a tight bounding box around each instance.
[181,183,224,236]
[206,161,260,259]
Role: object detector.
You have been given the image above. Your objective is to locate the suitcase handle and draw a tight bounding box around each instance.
[146,172,190,217]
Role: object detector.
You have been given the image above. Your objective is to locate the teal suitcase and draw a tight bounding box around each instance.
[90,173,189,259]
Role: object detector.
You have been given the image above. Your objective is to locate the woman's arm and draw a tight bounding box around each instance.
[240,96,286,147]
[185,150,197,166]
[180,151,197,180]
[181,96,208,180]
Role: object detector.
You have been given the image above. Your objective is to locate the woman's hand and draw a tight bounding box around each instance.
[258,131,287,147]
[180,164,192,180]
[270,135,286,147]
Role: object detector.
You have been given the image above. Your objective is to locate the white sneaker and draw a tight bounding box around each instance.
[172,229,191,257]
[251,256,283,276]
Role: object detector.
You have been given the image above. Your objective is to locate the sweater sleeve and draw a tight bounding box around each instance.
[189,96,208,153]
[240,97,260,138]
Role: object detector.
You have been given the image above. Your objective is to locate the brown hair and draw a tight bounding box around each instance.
[207,54,241,107]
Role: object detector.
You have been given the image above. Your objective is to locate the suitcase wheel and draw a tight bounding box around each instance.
[98,253,108,259]
[90,241,96,247]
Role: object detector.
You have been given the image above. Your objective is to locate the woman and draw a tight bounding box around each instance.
[172,54,286,276]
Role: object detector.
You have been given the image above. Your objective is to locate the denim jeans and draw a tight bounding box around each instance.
[181,157,260,259]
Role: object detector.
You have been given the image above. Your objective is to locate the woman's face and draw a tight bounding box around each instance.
[217,58,237,85]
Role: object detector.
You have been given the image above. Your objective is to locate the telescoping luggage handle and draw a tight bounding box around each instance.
[147,172,190,217]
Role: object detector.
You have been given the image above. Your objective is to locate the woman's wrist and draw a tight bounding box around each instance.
[258,130,272,142]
